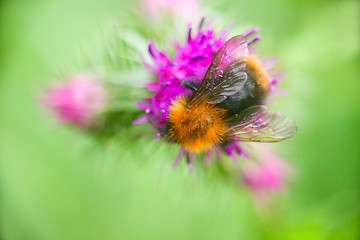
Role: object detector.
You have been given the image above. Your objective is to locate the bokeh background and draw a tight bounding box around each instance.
[1,0,359,239]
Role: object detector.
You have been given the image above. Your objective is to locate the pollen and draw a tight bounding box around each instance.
[246,54,270,91]
[167,96,227,153]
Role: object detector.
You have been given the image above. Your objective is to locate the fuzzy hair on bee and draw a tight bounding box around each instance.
[165,35,296,153]
[167,95,227,153]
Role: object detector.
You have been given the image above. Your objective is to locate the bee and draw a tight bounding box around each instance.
[166,35,297,153]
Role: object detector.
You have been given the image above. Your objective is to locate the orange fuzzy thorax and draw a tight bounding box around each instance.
[167,96,227,153]
[246,54,270,91]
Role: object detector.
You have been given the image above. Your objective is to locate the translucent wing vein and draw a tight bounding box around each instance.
[227,106,297,142]
[190,35,249,105]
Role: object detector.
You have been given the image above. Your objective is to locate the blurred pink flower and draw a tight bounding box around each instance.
[42,75,107,128]
[141,0,201,22]
[242,145,291,199]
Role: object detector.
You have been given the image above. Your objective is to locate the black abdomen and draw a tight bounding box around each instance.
[218,72,267,118]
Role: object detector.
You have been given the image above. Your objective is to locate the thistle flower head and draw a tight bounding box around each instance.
[141,0,201,22]
[42,75,107,128]
[135,19,287,164]
[242,146,291,197]
[135,21,228,129]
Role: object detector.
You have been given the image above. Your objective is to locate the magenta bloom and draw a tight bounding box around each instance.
[141,0,201,22]
[135,20,286,164]
[135,21,228,129]
[242,145,291,198]
[43,75,107,128]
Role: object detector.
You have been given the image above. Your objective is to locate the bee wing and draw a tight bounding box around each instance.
[227,106,297,142]
[190,35,248,105]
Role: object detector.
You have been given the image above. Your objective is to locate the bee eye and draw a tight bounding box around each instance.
[181,80,199,91]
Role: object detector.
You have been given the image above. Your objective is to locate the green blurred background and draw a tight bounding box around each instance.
[1,0,359,239]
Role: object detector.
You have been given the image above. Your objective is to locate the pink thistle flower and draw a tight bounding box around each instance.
[135,20,286,165]
[141,0,201,22]
[241,145,291,200]
[134,21,228,131]
[42,75,107,129]
[223,142,250,164]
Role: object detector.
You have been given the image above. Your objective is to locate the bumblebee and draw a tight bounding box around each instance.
[165,35,296,153]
